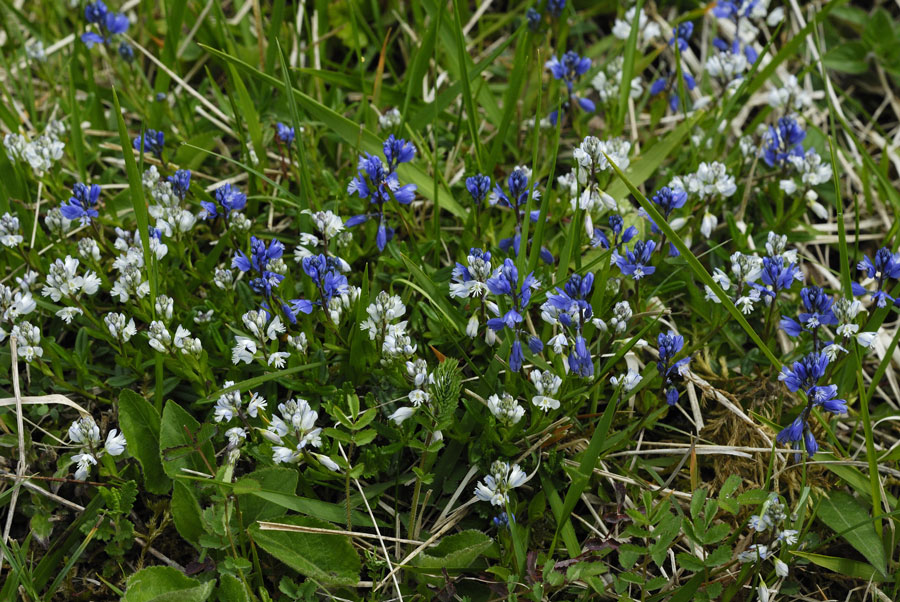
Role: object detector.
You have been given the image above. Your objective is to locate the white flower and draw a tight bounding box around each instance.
[532,395,561,412]
[774,558,789,577]
[487,393,525,426]
[474,461,528,506]
[389,406,415,425]
[55,306,83,324]
[530,369,562,396]
[777,529,798,545]
[737,544,770,563]
[247,393,267,418]
[104,429,127,456]
[10,321,43,362]
[73,453,97,481]
[361,291,406,340]
[69,416,101,445]
[466,314,479,338]
[314,453,340,472]
[272,446,299,464]
[226,427,247,447]
[214,382,241,423]
[856,331,877,348]
[610,369,642,392]
[408,389,430,407]
[268,351,290,368]
[0,212,24,247]
[232,336,257,365]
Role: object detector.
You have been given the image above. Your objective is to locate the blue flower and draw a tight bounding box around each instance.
[763,117,806,167]
[656,330,690,406]
[203,183,247,220]
[808,384,847,414]
[301,254,350,313]
[85,0,108,23]
[383,134,417,169]
[614,239,656,280]
[118,41,134,61]
[275,122,295,146]
[778,351,828,393]
[776,415,817,459]
[668,22,693,51]
[780,286,837,340]
[346,139,417,252]
[526,7,541,30]
[466,174,492,205]
[60,183,101,225]
[232,236,285,297]
[492,168,553,265]
[133,130,165,159]
[853,247,900,308]
[545,51,594,123]
[547,0,565,17]
[593,214,637,250]
[81,1,129,48]
[486,258,542,372]
[651,186,688,220]
[166,170,191,201]
[752,256,800,298]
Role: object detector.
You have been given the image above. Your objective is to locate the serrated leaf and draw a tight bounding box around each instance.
[414,530,497,569]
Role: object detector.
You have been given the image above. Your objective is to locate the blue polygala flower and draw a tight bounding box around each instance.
[778,351,828,393]
[668,22,693,51]
[762,117,806,167]
[167,170,191,201]
[203,183,247,219]
[545,51,595,123]
[346,137,418,252]
[780,286,837,339]
[466,174,492,205]
[300,254,350,312]
[61,183,101,225]
[233,236,285,297]
[486,258,542,371]
[753,256,800,298]
[776,415,818,460]
[651,186,688,220]
[275,122,295,146]
[614,239,656,280]
[81,1,130,48]
[593,214,637,250]
[133,130,165,159]
[852,247,900,308]
[656,330,690,405]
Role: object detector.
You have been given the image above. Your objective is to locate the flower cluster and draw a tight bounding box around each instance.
[474,460,527,506]
[777,351,846,459]
[67,415,127,480]
[486,259,543,372]
[346,135,417,251]
[4,120,66,176]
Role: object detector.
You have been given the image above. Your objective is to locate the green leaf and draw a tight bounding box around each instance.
[171,481,204,548]
[214,574,251,602]
[413,530,497,569]
[159,400,216,479]
[118,390,170,494]
[250,516,361,586]
[122,566,215,602]
[791,550,891,582]
[675,552,705,572]
[823,42,869,74]
[235,487,376,527]
[816,491,888,576]
[235,467,299,524]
